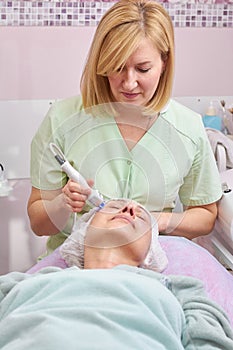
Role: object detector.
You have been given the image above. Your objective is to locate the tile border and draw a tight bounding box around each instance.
[0,1,232,27]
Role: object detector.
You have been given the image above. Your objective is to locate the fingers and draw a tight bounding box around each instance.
[62,179,91,213]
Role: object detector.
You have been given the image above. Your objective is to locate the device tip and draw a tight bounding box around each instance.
[98,202,105,209]
[55,154,65,165]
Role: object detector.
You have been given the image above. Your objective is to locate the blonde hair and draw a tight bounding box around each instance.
[81,0,174,113]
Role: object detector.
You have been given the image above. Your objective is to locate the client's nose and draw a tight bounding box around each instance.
[122,205,136,218]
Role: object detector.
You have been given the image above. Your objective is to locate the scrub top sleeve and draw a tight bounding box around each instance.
[30,102,67,190]
[179,121,222,207]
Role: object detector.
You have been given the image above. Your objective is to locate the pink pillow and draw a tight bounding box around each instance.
[160,236,233,327]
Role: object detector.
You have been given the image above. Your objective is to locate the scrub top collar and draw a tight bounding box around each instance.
[160,100,170,115]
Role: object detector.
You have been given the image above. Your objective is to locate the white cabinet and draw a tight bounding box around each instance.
[0,178,47,274]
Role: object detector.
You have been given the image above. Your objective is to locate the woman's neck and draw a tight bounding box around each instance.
[116,114,156,150]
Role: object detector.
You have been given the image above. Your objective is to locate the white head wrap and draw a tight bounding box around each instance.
[60,201,168,272]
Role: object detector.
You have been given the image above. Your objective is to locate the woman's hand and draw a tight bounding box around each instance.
[152,202,218,240]
[27,178,94,236]
[62,179,94,213]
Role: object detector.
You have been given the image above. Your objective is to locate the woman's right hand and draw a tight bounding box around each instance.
[62,179,94,213]
[27,178,94,236]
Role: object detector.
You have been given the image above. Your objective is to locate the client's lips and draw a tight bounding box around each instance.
[112,214,135,227]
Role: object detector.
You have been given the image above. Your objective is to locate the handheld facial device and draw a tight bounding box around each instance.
[49,143,105,209]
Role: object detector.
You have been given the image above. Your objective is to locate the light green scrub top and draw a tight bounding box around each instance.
[30,96,222,254]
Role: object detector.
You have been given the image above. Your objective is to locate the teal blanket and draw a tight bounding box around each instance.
[0,266,233,349]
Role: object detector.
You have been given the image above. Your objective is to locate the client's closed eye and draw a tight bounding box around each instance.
[108,204,122,210]
[137,213,146,221]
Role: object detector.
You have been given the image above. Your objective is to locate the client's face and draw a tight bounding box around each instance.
[84,199,152,268]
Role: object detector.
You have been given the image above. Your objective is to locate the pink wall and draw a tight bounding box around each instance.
[0,27,95,100]
[173,28,233,97]
[0,26,232,100]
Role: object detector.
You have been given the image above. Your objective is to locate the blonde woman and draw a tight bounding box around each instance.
[28,0,222,256]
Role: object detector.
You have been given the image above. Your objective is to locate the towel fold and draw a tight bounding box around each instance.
[206,128,233,171]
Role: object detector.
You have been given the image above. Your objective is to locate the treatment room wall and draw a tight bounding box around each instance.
[0,26,233,100]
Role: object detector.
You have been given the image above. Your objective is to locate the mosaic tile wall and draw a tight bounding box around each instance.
[0,1,232,27]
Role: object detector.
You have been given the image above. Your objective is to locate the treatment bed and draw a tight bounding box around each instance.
[26,235,233,328]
